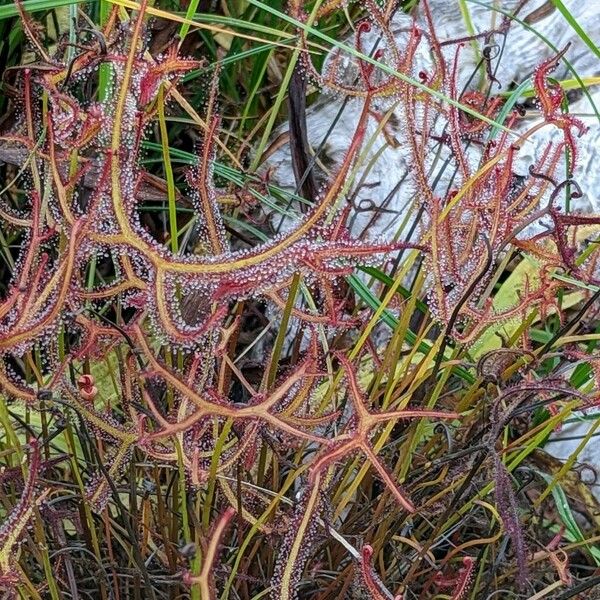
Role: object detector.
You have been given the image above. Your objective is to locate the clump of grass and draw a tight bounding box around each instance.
[0,1,599,599]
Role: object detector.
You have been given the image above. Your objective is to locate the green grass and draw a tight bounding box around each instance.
[0,0,599,598]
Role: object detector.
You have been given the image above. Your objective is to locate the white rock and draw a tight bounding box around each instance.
[544,412,600,500]
[265,1,600,240]
[418,0,600,98]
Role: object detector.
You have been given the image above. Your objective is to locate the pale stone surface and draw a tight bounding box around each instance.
[543,412,600,500]
[265,1,600,238]
[417,0,600,97]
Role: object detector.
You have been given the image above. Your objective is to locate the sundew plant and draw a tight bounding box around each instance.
[0,0,599,598]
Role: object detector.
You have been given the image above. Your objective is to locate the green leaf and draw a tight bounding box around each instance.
[549,0,600,60]
[346,273,475,383]
[538,471,600,565]
[0,0,85,19]
[471,256,584,357]
[247,0,517,135]
[467,0,600,122]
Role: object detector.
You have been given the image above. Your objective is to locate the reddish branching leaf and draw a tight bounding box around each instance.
[0,440,49,592]
[182,507,235,600]
[360,545,404,600]
[434,556,476,600]
[1,1,598,598]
